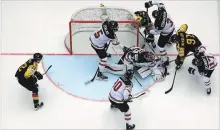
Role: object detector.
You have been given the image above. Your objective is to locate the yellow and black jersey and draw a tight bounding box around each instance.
[15,59,38,79]
[176,32,202,60]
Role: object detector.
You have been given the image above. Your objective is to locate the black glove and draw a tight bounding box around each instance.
[175,58,183,70]
[124,94,133,102]
[123,46,131,53]
[188,67,195,75]
[145,34,154,43]
[35,71,43,80]
[145,1,153,8]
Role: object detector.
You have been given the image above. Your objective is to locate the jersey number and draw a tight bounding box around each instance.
[167,18,173,27]
[113,80,122,92]
[18,63,27,72]
[94,29,103,39]
[186,34,196,45]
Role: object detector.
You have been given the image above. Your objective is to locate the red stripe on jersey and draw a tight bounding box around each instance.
[125,118,131,120]
[125,113,131,116]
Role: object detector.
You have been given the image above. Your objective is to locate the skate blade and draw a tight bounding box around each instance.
[34,104,44,111]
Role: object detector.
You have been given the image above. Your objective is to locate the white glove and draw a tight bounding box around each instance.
[151,68,164,82]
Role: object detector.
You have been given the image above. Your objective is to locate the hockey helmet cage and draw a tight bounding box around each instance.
[33,53,43,62]
[144,51,155,62]
[152,10,158,19]
[108,20,119,32]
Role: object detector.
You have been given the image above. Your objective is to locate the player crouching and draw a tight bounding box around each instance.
[89,20,120,81]
[109,68,135,130]
[105,46,168,82]
[15,53,44,110]
[188,47,217,95]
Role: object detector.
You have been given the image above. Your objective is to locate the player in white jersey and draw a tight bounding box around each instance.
[188,46,218,95]
[109,68,135,130]
[90,20,120,80]
[105,46,168,82]
[144,1,175,66]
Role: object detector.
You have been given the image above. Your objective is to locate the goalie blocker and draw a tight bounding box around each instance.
[105,46,168,82]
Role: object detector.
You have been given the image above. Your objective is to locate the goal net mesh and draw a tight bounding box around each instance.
[64,6,146,55]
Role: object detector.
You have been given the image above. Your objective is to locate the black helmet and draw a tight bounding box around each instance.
[170,34,180,44]
[152,10,158,19]
[108,20,119,32]
[124,68,134,80]
[33,53,43,61]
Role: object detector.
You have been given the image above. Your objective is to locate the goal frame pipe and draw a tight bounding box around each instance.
[68,20,140,55]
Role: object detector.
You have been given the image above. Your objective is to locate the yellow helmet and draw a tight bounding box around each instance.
[178,24,188,33]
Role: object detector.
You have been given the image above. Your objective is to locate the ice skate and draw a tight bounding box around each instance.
[34,102,44,111]
[96,71,108,81]
[107,53,111,58]
[126,123,135,130]
[206,88,211,95]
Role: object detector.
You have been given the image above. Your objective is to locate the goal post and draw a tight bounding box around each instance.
[64,5,145,55]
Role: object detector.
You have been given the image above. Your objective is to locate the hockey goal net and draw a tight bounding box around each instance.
[64,6,145,55]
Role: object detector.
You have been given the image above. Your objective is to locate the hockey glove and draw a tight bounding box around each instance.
[145,34,155,43]
[124,94,133,102]
[145,1,153,8]
[35,71,43,80]
[188,67,195,75]
[192,58,198,66]
[175,58,183,70]
[123,46,131,53]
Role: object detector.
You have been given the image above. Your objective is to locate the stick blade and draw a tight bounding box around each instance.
[84,80,92,85]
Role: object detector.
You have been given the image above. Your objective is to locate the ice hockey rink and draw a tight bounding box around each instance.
[0,0,220,129]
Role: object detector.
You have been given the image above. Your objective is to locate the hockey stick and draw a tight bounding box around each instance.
[165,67,177,94]
[84,42,110,85]
[169,53,194,63]
[42,65,52,75]
[131,92,146,99]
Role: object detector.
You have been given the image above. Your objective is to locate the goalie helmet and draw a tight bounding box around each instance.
[152,10,158,19]
[33,53,43,63]
[108,20,119,32]
[143,51,155,62]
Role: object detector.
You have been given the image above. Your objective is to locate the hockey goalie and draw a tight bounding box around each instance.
[105,46,168,82]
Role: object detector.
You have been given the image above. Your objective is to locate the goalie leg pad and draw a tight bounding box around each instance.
[137,67,152,79]
[105,63,126,75]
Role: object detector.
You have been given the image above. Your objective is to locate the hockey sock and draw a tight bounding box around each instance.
[99,57,107,72]
[32,93,39,105]
[124,109,132,125]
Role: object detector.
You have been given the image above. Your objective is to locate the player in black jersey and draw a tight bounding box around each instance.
[170,24,204,69]
[15,53,44,110]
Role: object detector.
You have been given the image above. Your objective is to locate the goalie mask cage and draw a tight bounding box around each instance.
[64,6,144,55]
